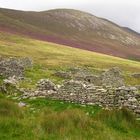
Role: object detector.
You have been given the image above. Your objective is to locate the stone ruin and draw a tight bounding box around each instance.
[0,57,32,78]
[0,57,33,94]
[15,73,139,116]
[57,81,140,115]
[100,67,124,87]
[54,67,125,87]
[0,60,140,116]
[22,79,139,116]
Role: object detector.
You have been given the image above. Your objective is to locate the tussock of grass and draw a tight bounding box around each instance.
[37,107,140,140]
[0,99,23,118]
[39,109,92,135]
[0,97,140,140]
[95,108,140,135]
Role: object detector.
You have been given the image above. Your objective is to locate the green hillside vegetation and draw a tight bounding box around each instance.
[0,31,140,86]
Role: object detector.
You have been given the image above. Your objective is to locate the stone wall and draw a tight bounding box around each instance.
[100,67,124,87]
[20,79,140,116]
[56,80,140,115]
[53,67,125,87]
[0,64,139,116]
[0,57,32,77]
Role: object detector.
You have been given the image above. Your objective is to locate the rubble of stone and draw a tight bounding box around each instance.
[71,68,93,81]
[3,76,18,85]
[36,79,57,91]
[0,75,22,94]
[20,79,58,99]
[0,57,32,78]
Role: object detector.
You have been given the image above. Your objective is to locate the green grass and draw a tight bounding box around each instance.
[25,98,101,115]
[0,97,140,140]
[19,65,65,88]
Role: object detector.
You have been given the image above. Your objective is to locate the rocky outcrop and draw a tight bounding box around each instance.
[0,57,32,78]
[3,76,18,85]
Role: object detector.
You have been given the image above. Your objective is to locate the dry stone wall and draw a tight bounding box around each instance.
[0,57,32,78]
[56,80,140,114]
[20,79,140,116]
[53,67,125,87]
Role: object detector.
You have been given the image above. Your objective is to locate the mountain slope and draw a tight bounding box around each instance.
[0,8,140,60]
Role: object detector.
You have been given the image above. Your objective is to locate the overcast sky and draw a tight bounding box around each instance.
[0,0,140,33]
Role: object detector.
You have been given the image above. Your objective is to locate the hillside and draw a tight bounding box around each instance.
[0,8,140,60]
[0,31,140,86]
[0,31,140,71]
